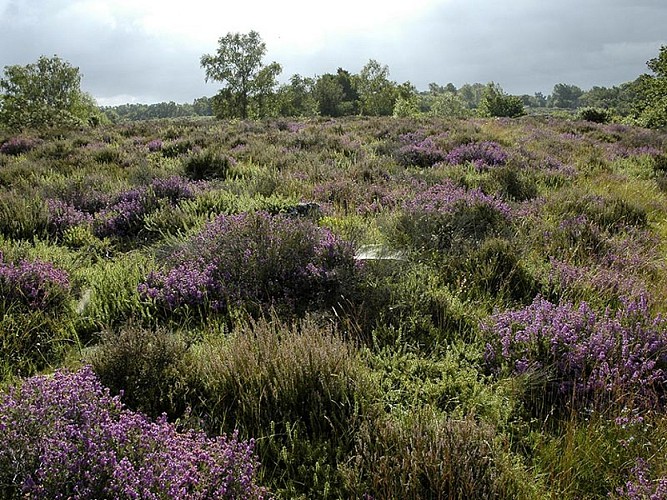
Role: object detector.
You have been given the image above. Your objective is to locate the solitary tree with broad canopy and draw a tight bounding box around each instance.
[0,55,101,130]
[200,31,281,119]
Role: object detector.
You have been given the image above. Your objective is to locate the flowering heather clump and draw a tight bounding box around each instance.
[445,141,508,169]
[0,254,70,313]
[612,458,667,500]
[397,180,512,252]
[146,139,163,152]
[94,177,199,238]
[396,133,447,167]
[46,199,94,236]
[149,175,199,203]
[546,258,649,306]
[94,186,153,238]
[0,136,40,156]
[139,211,357,315]
[0,366,265,499]
[483,296,667,411]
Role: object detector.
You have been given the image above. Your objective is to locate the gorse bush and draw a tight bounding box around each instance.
[139,211,358,317]
[483,295,667,413]
[0,366,265,499]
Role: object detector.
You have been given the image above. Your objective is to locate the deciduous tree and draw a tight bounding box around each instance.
[200,31,281,119]
[0,55,101,130]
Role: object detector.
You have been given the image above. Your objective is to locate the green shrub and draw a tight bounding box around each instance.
[452,238,538,306]
[183,149,233,180]
[0,190,49,240]
[577,107,612,124]
[352,262,473,348]
[89,325,189,420]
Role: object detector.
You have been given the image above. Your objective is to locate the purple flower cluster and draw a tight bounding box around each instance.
[0,254,70,312]
[445,141,508,170]
[547,258,649,305]
[94,176,199,238]
[150,175,199,204]
[404,180,512,218]
[483,296,667,410]
[396,133,447,167]
[139,211,357,314]
[398,180,513,252]
[0,366,265,499]
[613,458,667,500]
[46,199,94,236]
[0,136,40,156]
[146,139,163,152]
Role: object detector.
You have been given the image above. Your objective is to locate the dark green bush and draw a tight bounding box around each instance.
[183,149,233,180]
[577,107,612,124]
[89,325,190,420]
[452,238,538,305]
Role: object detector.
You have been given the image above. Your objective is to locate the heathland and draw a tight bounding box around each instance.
[1,115,667,498]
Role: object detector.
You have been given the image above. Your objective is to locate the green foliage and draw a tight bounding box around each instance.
[186,316,375,496]
[0,55,101,130]
[357,59,398,116]
[550,83,584,109]
[634,45,667,129]
[478,82,525,118]
[577,106,612,123]
[277,74,318,117]
[89,325,189,419]
[392,96,421,118]
[313,71,360,117]
[182,148,232,180]
[429,91,471,118]
[341,410,505,499]
[200,31,282,119]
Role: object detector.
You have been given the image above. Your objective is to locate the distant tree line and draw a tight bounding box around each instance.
[1,35,666,130]
[102,97,213,122]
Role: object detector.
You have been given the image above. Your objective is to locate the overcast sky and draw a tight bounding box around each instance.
[1,0,665,105]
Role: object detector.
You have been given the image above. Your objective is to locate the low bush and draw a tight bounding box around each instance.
[577,107,612,124]
[139,211,359,318]
[0,136,41,156]
[483,295,667,414]
[183,149,234,180]
[0,366,265,499]
[89,325,190,420]
[395,133,447,167]
[394,180,512,254]
[445,141,508,169]
[0,254,71,314]
[187,317,374,496]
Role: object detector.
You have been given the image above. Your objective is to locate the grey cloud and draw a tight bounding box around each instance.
[1,0,665,104]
